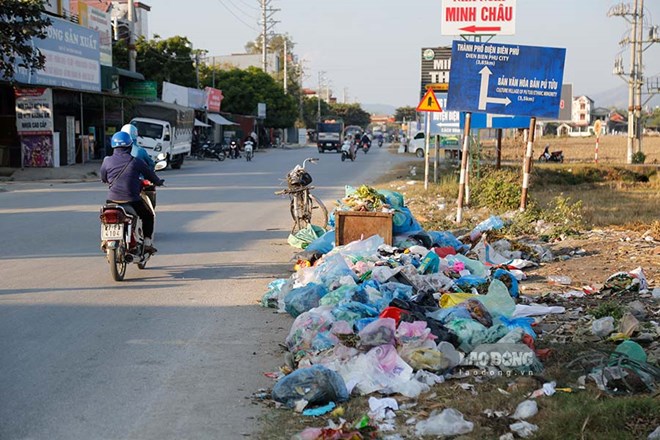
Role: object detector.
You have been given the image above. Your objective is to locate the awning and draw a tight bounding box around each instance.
[207,113,238,126]
[194,118,211,127]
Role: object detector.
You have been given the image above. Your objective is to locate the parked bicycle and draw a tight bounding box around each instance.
[275,158,328,234]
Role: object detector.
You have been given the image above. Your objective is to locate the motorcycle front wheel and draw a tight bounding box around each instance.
[108,247,126,281]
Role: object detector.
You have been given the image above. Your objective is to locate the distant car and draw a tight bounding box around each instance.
[409,132,461,158]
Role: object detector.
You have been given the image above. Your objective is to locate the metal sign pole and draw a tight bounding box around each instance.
[434,135,439,183]
[424,111,431,190]
[456,112,472,223]
[520,116,537,211]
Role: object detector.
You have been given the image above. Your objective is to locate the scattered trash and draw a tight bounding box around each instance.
[592,316,615,338]
[272,365,349,409]
[547,275,572,285]
[415,408,474,437]
[509,421,539,438]
[512,400,538,420]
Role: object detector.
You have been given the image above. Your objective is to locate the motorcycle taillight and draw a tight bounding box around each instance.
[100,209,126,224]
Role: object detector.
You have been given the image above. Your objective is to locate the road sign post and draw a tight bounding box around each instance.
[456,112,471,223]
[416,90,443,190]
[594,119,602,163]
[520,117,537,211]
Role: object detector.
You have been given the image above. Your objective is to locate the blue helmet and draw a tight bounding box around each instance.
[121,123,138,143]
[111,131,133,148]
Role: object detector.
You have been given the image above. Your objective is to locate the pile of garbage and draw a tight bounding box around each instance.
[261,185,659,438]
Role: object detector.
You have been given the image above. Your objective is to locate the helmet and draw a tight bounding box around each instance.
[121,124,138,143]
[111,131,133,148]
[231,140,237,145]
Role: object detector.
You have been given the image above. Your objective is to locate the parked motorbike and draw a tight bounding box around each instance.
[194,141,225,161]
[244,140,254,161]
[539,145,564,163]
[99,157,166,281]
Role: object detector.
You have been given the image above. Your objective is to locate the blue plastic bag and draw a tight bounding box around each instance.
[493,268,520,298]
[428,230,468,252]
[284,283,329,318]
[498,316,537,339]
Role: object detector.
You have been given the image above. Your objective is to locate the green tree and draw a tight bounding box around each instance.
[394,106,418,122]
[113,35,197,92]
[199,66,297,129]
[301,96,331,127]
[0,0,51,80]
[329,103,371,128]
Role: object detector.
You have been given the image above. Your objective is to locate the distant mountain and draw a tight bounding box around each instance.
[588,84,660,110]
[361,103,397,115]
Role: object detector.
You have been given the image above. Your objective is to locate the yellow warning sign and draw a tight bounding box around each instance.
[416,89,443,112]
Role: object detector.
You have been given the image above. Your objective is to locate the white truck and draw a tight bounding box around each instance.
[131,102,194,169]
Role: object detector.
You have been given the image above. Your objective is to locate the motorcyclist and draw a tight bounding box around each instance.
[229,140,239,159]
[244,138,254,159]
[360,132,371,149]
[341,137,354,160]
[121,123,155,169]
[100,131,164,254]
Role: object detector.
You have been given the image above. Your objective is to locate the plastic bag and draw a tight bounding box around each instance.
[461,299,494,327]
[396,321,437,347]
[334,235,384,260]
[272,365,349,408]
[284,283,329,318]
[450,254,489,278]
[440,292,476,308]
[286,306,336,355]
[418,250,440,274]
[358,318,397,349]
[332,301,380,325]
[499,316,537,339]
[415,408,474,437]
[392,206,422,234]
[475,279,516,318]
[299,253,357,289]
[428,230,467,252]
[377,189,405,208]
[320,284,368,307]
[261,278,289,308]
[592,316,615,338]
[305,230,335,255]
[287,224,326,249]
[469,215,504,241]
[493,268,520,298]
[399,347,446,371]
[512,400,538,420]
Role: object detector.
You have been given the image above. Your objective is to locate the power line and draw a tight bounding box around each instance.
[216,0,258,31]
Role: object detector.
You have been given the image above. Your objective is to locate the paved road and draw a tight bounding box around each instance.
[0,144,413,439]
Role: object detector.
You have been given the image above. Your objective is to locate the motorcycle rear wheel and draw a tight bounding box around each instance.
[108,247,126,281]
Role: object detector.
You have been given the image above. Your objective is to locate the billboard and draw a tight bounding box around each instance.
[78,2,112,66]
[420,47,452,98]
[205,87,224,113]
[441,0,516,36]
[15,88,54,135]
[446,41,566,118]
[13,15,101,91]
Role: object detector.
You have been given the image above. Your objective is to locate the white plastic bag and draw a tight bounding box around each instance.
[415,408,474,437]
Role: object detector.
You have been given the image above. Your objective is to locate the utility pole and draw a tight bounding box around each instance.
[195,52,200,89]
[610,1,659,163]
[127,0,136,72]
[317,71,325,122]
[283,38,288,94]
[259,0,279,72]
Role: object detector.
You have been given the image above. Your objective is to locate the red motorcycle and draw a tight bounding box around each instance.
[539,145,564,163]
[99,160,166,281]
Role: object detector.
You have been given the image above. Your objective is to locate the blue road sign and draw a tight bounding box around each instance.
[459,112,531,129]
[446,41,566,118]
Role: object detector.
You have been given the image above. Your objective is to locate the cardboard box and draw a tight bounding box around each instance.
[335,211,393,246]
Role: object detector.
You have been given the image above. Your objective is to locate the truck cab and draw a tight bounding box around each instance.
[316,122,344,153]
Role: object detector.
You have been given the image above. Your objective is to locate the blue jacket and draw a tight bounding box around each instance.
[100,147,163,202]
[131,144,155,169]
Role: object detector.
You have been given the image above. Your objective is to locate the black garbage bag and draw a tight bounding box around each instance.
[272,365,349,408]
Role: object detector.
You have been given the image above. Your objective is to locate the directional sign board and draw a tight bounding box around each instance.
[417,89,443,112]
[441,0,516,36]
[459,112,531,130]
[431,93,461,135]
[446,41,566,118]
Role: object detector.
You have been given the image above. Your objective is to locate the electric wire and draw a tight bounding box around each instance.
[215,0,259,31]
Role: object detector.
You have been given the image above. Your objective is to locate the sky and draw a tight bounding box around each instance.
[149,0,660,109]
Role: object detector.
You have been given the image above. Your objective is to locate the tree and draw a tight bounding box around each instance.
[113,35,197,93]
[329,103,371,128]
[199,66,297,129]
[301,96,330,128]
[0,0,51,80]
[394,106,418,123]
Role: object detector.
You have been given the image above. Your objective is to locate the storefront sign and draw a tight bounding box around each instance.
[205,87,224,113]
[420,47,452,98]
[162,81,189,106]
[78,3,112,66]
[257,103,267,119]
[188,88,206,110]
[13,15,101,91]
[125,81,157,100]
[15,88,54,135]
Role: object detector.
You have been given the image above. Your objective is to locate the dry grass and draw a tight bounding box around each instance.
[481,134,660,164]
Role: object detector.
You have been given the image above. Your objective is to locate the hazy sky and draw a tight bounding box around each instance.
[150,0,660,108]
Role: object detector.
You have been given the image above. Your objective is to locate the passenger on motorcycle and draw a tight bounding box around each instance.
[341,138,355,160]
[121,123,155,169]
[100,131,164,254]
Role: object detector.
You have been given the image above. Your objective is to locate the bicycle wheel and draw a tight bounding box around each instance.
[308,194,328,230]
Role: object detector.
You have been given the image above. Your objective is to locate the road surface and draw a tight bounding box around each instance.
[0,144,413,439]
